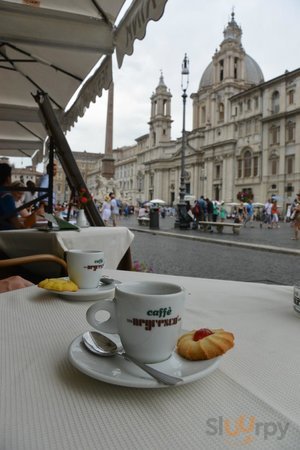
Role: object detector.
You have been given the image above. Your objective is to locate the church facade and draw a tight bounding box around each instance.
[113,13,300,210]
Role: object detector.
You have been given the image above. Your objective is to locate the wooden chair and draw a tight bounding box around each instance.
[0,253,68,283]
[0,249,132,283]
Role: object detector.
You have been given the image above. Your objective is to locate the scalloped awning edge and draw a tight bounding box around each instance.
[62,55,113,132]
[114,0,168,68]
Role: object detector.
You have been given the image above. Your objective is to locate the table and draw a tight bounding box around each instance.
[1,270,300,449]
[0,227,134,276]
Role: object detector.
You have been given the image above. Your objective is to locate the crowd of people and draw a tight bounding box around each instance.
[191,196,227,224]
[134,194,300,238]
[186,194,300,238]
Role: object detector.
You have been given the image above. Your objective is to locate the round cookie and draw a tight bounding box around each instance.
[177,328,234,360]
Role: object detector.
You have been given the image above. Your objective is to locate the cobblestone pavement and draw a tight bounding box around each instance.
[118,215,300,285]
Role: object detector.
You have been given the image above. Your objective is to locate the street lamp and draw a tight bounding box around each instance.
[175,53,190,229]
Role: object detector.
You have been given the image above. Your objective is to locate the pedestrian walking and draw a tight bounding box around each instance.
[212,201,219,222]
[244,199,254,228]
[219,201,227,222]
[263,199,272,229]
[192,200,200,227]
[236,202,245,223]
[198,195,206,222]
[271,201,280,229]
[291,193,300,239]
[206,198,213,222]
[100,194,111,225]
[109,192,120,227]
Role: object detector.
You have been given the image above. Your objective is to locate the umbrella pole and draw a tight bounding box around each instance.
[34,92,104,227]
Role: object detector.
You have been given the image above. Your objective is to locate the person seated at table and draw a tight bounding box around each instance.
[10,180,45,228]
[23,180,37,211]
[0,163,25,230]
[10,181,45,219]
[0,275,33,293]
[0,165,43,230]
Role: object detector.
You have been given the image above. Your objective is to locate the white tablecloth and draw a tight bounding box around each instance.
[0,270,300,450]
[0,227,134,275]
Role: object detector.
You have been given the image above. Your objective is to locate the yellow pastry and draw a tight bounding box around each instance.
[38,278,78,292]
[177,328,234,360]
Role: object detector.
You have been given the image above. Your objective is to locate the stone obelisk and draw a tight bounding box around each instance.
[101,81,115,179]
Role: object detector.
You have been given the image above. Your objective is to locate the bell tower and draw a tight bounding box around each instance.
[148,72,172,146]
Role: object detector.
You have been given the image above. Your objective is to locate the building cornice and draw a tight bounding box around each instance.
[261,107,300,123]
[202,139,237,151]
[231,67,300,101]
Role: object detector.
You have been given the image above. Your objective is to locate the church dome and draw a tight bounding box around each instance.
[244,54,264,84]
[199,62,214,89]
[199,55,264,89]
[199,13,264,89]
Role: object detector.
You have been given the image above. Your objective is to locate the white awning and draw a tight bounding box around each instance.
[114,0,168,68]
[0,0,168,160]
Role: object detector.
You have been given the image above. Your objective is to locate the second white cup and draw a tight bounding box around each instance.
[66,249,105,289]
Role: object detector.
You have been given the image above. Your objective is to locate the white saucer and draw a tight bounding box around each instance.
[68,334,221,388]
[42,279,115,301]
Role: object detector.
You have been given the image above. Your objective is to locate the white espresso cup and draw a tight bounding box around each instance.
[66,250,105,289]
[86,280,185,363]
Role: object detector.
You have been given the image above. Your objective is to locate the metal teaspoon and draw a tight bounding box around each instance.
[82,331,183,386]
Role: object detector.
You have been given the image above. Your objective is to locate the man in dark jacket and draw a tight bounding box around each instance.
[206,198,214,222]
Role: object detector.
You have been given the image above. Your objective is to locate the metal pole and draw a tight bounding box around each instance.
[179,88,187,204]
[175,54,190,229]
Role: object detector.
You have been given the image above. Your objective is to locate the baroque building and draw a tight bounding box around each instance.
[113,13,300,210]
[55,150,122,204]
[55,151,103,204]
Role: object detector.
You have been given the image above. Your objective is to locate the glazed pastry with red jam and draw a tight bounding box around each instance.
[177,328,234,360]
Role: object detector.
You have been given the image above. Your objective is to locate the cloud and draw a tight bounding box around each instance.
[66,0,300,152]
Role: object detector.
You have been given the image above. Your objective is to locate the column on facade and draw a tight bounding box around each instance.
[261,128,270,198]
[166,97,171,116]
[155,169,164,201]
[240,58,245,83]
[144,168,150,200]
[224,54,230,80]
[278,119,286,200]
[206,96,212,126]
[222,154,234,202]
[192,99,199,129]
[205,157,214,198]
[192,163,200,198]
[211,96,217,128]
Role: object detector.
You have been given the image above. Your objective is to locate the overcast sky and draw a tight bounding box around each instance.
[13,0,300,167]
